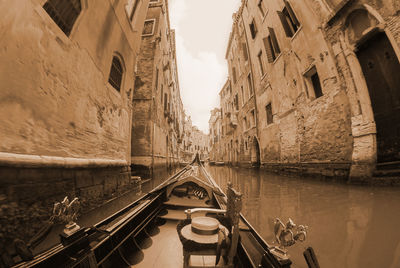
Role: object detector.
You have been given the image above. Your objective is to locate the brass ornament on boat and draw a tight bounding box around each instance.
[271,218,308,259]
[52,196,81,236]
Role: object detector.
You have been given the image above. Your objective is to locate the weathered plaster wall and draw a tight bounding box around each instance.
[0,0,149,246]
[131,0,182,176]
[0,0,138,162]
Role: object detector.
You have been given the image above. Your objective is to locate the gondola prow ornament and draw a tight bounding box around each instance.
[53,196,83,245]
[271,218,308,259]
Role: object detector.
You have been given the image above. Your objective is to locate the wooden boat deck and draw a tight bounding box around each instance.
[136,219,227,267]
[160,209,207,220]
[135,220,183,268]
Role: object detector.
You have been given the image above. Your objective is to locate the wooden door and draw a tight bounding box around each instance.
[356,32,400,162]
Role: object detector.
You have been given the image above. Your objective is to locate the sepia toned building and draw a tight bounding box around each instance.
[180,115,208,162]
[131,0,186,177]
[208,108,222,163]
[190,126,209,161]
[0,0,149,243]
[210,0,400,182]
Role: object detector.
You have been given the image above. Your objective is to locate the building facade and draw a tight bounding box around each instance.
[131,0,186,177]
[208,108,222,163]
[209,0,400,182]
[0,0,149,243]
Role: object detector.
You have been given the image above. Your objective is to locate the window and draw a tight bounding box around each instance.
[311,72,323,98]
[304,66,323,99]
[277,0,300,38]
[128,0,139,21]
[155,68,159,90]
[257,51,265,75]
[247,74,253,96]
[266,103,273,124]
[250,110,255,127]
[234,94,239,111]
[43,0,82,36]
[142,19,155,36]
[249,19,258,39]
[258,0,266,18]
[164,93,168,112]
[241,86,245,104]
[232,66,237,84]
[243,117,247,130]
[263,27,281,62]
[108,56,124,91]
[241,42,249,61]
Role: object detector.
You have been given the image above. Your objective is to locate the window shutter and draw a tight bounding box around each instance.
[263,37,274,63]
[268,27,281,54]
[277,11,292,37]
[284,0,300,27]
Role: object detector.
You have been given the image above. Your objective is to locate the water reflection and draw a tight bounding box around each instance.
[206,165,400,268]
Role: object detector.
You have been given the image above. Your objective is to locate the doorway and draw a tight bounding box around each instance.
[250,137,261,167]
[356,32,400,162]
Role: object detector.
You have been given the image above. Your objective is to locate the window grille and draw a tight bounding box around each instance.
[43,0,82,36]
[108,56,124,91]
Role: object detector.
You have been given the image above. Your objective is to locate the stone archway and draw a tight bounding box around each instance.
[250,136,261,167]
[356,32,400,163]
[341,6,400,178]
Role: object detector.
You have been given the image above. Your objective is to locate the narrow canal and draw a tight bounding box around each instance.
[206,165,400,268]
[34,165,400,268]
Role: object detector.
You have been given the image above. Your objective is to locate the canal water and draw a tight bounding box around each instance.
[33,165,400,268]
[206,165,400,268]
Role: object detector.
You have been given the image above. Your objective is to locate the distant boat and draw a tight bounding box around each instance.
[12,154,318,268]
[215,161,225,166]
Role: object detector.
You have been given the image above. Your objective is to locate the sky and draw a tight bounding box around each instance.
[168,0,241,134]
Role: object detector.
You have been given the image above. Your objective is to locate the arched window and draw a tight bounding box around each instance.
[108,56,124,91]
[43,0,82,36]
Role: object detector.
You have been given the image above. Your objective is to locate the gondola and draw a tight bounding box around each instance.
[11,154,318,268]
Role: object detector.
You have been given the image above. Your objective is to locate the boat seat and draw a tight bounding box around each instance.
[177,182,242,268]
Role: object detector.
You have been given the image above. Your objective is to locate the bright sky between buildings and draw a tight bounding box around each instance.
[169,0,241,134]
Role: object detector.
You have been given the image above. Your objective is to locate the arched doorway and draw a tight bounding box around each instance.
[250,136,260,167]
[348,9,400,163]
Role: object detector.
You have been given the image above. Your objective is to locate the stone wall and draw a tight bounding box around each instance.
[0,157,140,246]
[131,0,184,177]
